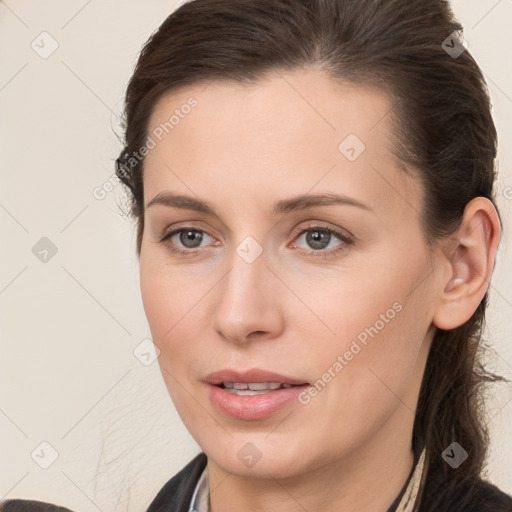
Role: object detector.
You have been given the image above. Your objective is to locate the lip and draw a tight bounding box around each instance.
[204,368,310,421]
[204,368,309,386]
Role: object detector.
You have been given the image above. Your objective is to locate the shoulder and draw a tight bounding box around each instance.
[420,471,512,512]
[466,479,512,511]
[0,454,208,512]
[0,499,75,511]
[145,452,208,512]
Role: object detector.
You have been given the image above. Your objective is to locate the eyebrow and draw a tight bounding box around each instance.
[146,192,374,216]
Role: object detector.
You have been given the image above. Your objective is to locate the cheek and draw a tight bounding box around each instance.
[298,271,408,364]
[140,248,189,331]
[304,243,431,371]
[139,252,189,358]
[139,253,210,380]
[139,261,198,408]
[333,244,431,345]
[139,260,168,341]
[315,257,433,415]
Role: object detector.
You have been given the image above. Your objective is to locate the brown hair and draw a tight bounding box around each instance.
[115,0,506,482]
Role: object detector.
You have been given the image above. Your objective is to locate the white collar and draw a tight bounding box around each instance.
[189,464,209,512]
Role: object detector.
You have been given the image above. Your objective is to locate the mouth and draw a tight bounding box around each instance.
[204,369,310,419]
[215,382,302,395]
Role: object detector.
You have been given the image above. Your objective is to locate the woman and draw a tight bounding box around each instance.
[2,0,511,510]
[115,0,512,510]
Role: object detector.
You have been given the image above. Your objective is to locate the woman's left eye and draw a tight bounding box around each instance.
[159,224,353,258]
[292,226,353,258]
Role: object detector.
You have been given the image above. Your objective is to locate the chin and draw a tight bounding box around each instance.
[200,434,316,479]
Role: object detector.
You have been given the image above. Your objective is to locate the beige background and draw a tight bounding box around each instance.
[0,1,511,510]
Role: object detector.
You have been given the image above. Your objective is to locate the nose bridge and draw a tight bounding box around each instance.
[220,239,267,315]
[212,237,281,342]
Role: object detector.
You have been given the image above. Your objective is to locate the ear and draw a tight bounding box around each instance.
[432,197,501,330]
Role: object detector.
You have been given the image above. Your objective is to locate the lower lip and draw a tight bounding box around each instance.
[207,384,309,420]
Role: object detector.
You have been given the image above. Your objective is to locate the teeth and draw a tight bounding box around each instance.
[226,382,287,390]
[220,382,295,394]
[249,382,282,390]
[225,389,272,396]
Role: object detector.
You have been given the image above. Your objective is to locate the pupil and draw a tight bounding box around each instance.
[181,230,202,248]
[307,230,329,249]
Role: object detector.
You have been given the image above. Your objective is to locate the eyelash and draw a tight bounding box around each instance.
[159,223,354,259]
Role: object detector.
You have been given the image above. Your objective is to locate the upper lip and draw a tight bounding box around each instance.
[204,368,309,386]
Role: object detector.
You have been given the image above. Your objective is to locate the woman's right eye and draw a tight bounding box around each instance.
[159,228,217,255]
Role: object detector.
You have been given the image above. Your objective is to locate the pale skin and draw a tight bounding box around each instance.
[138,69,500,512]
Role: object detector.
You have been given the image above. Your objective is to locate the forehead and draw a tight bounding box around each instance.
[146,69,393,154]
[143,69,421,219]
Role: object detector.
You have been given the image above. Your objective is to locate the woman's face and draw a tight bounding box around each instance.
[139,69,441,478]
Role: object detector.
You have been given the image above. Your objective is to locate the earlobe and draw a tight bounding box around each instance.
[432,197,501,331]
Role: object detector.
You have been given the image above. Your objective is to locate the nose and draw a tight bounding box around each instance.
[211,247,284,345]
